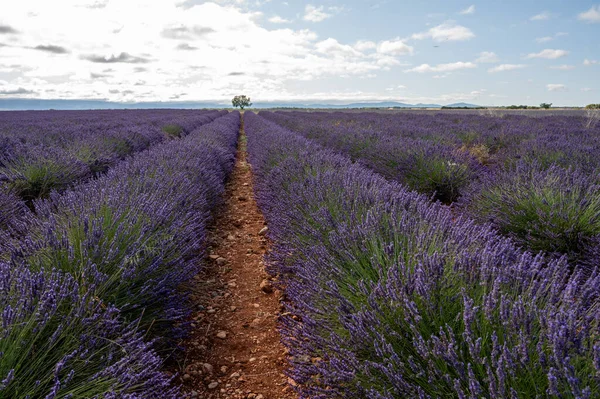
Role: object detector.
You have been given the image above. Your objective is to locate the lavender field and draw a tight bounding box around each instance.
[246,110,600,398]
[0,109,239,397]
[2,108,600,398]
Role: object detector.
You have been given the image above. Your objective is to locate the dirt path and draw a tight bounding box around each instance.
[179,114,295,399]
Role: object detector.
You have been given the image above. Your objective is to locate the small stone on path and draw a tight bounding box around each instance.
[260,280,273,294]
[216,257,227,266]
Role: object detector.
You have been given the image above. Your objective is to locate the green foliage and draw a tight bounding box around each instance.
[0,265,168,399]
[162,124,183,138]
[461,144,491,165]
[540,102,552,109]
[404,155,473,204]
[467,163,600,259]
[10,163,60,201]
[105,137,134,157]
[505,105,539,109]
[232,95,252,110]
[585,104,600,109]
[6,158,86,201]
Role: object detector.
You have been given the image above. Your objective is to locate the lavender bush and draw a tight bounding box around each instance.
[0,111,239,397]
[245,112,600,398]
[0,109,226,204]
[262,110,600,269]
[260,111,481,203]
[0,109,226,253]
[463,161,600,268]
[0,261,179,398]
[2,148,91,201]
[10,111,239,337]
[262,110,600,189]
[0,189,30,236]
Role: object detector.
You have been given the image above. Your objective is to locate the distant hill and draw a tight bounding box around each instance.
[0,98,457,111]
[323,102,442,109]
[444,102,482,108]
[272,101,442,109]
[0,99,227,110]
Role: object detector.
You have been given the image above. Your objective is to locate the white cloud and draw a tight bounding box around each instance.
[303,4,331,22]
[315,38,362,57]
[526,49,569,59]
[476,51,499,63]
[354,40,377,51]
[578,5,600,23]
[377,39,413,56]
[549,64,575,70]
[546,83,567,92]
[459,5,475,15]
[0,0,593,104]
[581,87,593,92]
[0,1,420,102]
[385,84,406,91]
[530,11,551,21]
[584,59,599,66]
[370,54,405,68]
[411,22,475,42]
[268,15,291,24]
[488,64,527,73]
[536,32,569,43]
[405,61,476,73]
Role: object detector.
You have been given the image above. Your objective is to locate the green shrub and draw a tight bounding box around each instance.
[403,154,474,204]
[161,124,183,138]
[466,162,600,261]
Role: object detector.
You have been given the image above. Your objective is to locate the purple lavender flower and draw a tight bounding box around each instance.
[245,112,600,398]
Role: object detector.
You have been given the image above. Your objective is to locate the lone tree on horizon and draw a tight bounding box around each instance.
[232,95,252,110]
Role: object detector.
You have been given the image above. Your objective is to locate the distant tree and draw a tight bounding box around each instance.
[585,104,600,109]
[540,103,552,109]
[232,95,252,110]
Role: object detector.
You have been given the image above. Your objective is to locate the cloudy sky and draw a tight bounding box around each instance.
[0,0,598,105]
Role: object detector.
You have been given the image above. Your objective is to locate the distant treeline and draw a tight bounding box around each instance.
[503,105,540,109]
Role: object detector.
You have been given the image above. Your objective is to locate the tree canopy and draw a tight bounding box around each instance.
[232,95,252,110]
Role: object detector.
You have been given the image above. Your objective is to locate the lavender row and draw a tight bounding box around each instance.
[0,111,240,398]
[261,110,600,187]
[245,112,600,398]
[261,111,600,269]
[0,109,224,171]
[260,111,482,204]
[0,109,226,244]
[0,109,227,203]
[262,110,600,169]
[0,109,225,148]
